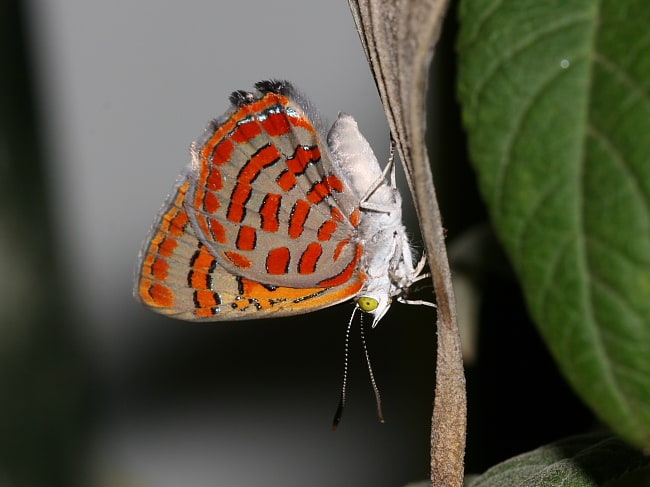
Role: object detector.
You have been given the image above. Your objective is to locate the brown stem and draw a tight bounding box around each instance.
[346,1,466,484]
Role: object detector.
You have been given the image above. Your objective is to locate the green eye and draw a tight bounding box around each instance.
[357,296,379,312]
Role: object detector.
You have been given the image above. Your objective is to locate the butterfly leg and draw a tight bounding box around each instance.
[359,139,399,214]
[412,251,431,282]
[396,251,436,308]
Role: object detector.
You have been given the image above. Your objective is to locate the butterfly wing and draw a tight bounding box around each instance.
[185,80,364,290]
[134,171,364,321]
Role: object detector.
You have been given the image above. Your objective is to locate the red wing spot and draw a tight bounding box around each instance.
[151,257,169,280]
[259,193,281,232]
[227,182,252,223]
[224,251,252,269]
[276,170,297,192]
[349,208,361,228]
[275,146,321,192]
[236,225,257,251]
[158,237,178,257]
[207,167,223,190]
[317,220,338,241]
[286,146,320,175]
[261,112,291,136]
[307,175,344,205]
[238,145,281,184]
[208,218,227,243]
[189,270,210,290]
[169,211,189,236]
[213,140,234,166]
[266,247,291,275]
[191,247,216,270]
[204,191,220,213]
[318,244,362,287]
[298,242,323,275]
[147,282,174,307]
[289,199,310,239]
[231,119,262,144]
[333,238,350,262]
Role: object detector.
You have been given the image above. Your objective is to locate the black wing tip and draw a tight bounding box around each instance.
[228,80,295,108]
[255,79,294,96]
[229,89,255,107]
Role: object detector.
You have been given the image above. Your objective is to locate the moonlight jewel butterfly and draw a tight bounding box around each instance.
[134,80,430,328]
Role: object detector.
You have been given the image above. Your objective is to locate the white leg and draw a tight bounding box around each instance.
[359,140,397,213]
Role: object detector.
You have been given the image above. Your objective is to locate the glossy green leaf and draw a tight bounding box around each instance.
[457,1,650,448]
[467,433,650,487]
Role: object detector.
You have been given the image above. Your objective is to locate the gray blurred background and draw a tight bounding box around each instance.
[1,1,595,486]
[3,1,437,486]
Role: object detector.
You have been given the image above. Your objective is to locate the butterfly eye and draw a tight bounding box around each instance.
[357,296,379,312]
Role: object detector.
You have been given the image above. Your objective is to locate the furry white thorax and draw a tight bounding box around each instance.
[327,113,418,327]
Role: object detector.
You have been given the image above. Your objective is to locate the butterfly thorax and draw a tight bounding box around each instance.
[355,192,414,326]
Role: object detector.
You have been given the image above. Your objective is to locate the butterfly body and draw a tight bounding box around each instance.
[135,80,419,325]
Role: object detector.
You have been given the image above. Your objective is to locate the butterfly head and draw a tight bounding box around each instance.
[356,294,392,327]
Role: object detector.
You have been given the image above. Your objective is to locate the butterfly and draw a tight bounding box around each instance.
[134,80,429,327]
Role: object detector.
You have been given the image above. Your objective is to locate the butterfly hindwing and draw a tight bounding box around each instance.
[134,171,364,321]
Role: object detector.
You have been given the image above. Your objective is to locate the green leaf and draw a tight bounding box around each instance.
[457,1,650,448]
[467,433,650,487]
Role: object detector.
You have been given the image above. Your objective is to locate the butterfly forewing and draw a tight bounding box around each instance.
[185,82,363,289]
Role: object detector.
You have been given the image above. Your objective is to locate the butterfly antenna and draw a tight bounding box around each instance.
[360,312,385,424]
[332,307,356,430]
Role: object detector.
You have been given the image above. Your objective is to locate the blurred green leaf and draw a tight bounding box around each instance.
[467,433,650,486]
[457,1,650,448]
